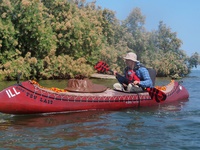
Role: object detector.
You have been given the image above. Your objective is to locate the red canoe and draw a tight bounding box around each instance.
[0,80,189,114]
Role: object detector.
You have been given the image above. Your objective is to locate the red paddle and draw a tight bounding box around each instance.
[94,61,167,103]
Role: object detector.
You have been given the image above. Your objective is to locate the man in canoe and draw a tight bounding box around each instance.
[113,52,154,93]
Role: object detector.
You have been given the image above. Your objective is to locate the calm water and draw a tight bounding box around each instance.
[0,70,199,150]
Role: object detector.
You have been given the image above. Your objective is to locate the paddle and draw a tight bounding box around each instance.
[94,61,167,103]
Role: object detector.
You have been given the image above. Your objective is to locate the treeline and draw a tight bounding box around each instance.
[0,0,199,81]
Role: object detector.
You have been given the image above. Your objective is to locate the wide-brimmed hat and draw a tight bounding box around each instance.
[123,52,138,62]
[65,78,107,93]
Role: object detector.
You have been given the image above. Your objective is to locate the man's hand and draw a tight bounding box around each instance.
[133,80,140,85]
[113,71,118,76]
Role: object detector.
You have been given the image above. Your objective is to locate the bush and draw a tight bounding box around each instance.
[41,50,94,79]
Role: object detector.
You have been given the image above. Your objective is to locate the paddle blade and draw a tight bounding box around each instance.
[94,61,110,73]
[146,87,167,103]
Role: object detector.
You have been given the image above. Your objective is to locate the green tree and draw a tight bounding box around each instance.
[98,8,131,69]
[188,52,199,68]
[42,0,107,64]
[122,7,147,60]
[140,20,189,77]
[0,0,18,63]
[155,21,182,52]
[12,0,56,59]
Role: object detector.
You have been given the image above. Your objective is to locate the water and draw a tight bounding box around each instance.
[0,70,199,150]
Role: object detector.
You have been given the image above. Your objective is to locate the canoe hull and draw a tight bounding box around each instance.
[0,80,189,114]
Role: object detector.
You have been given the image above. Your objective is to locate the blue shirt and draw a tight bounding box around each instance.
[135,67,153,88]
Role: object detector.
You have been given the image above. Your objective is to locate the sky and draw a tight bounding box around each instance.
[87,0,200,57]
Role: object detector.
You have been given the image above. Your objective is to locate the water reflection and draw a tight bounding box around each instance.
[0,110,111,129]
[126,98,189,114]
[0,111,118,149]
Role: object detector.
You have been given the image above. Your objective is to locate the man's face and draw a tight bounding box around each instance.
[125,59,135,68]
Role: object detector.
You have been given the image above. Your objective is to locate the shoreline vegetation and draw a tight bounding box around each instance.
[91,73,116,80]
[0,0,199,81]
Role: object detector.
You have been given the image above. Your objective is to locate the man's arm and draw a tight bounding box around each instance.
[137,67,153,88]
